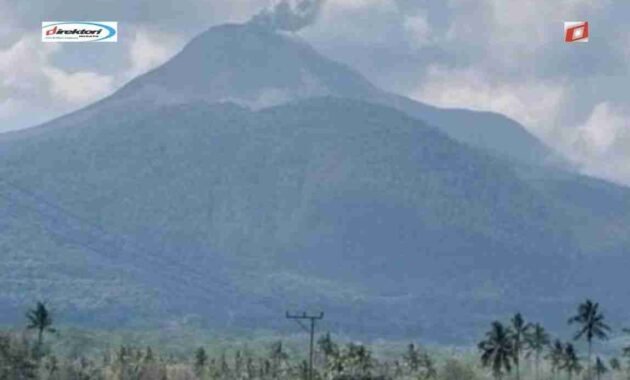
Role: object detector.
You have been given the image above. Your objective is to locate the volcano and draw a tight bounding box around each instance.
[63,23,558,167]
[0,22,629,341]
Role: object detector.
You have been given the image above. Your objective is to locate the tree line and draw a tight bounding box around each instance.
[478,299,629,380]
[1,299,629,379]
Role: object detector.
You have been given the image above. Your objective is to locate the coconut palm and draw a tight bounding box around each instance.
[548,339,565,380]
[510,313,532,380]
[268,341,289,378]
[609,357,621,380]
[347,343,373,377]
[610,357,621,369]
[525,322,549,380]
[568,299,611,380]
[594,357,608,380]
[26,301,56,350]
[419,351,437,379]
[403,343,422,373]
[194,347,208,377]
[479,321,514,380]
[317,332,339,375]
[561,343,582,380]
[623,328,630,358]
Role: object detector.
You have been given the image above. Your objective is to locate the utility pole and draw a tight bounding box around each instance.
[286,311,324,380]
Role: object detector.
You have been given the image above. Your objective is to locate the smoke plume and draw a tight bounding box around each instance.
[249,0,327,32]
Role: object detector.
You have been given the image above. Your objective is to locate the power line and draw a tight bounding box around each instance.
[286,311,324,380]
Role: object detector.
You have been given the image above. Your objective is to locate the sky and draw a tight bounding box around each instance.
[0,0,629,185]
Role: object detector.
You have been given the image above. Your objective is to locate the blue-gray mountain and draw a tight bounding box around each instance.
[111,23,560,167]
[0,23,628,341]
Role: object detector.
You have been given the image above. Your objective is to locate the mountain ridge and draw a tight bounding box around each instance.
[13,22,559,168]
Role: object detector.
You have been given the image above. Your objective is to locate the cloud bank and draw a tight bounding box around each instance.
[303,0,629,184]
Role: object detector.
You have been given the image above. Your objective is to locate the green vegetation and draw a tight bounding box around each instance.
[568,300,611,380]
[479,321,513,380]
[525,323,549,380]
[26,302,56,356]
[1,299,629,379]
[3,97,630,340]
[474,299,624,380]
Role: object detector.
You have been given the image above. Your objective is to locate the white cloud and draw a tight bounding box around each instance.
[43,67,115,104]
[126,28,183,79]
[0,25,185,132]
[623,32,630,63]
[574,103,623,155]
[324,0,395,12]
[411,66,566,139]
[403,0,630,185]
[444,0,607,71]
[403,12,431,48]
[316,0,398,27]
[0,1,19,48]
[0,98,25,123]
[566,102,630,183]
[0,38,58,96]
[0,37,114,130]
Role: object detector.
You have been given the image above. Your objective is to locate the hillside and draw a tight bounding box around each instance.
[1,22,629,341]
[1,97,629,341]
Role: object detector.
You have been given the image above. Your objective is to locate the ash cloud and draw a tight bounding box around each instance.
[249,0,326,32]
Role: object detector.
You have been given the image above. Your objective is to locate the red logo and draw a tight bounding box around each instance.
[564,21,589,43]
[45,26,58,36]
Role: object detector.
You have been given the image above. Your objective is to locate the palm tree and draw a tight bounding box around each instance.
[623,328,630,358]
[594,357,608,380]
[510,313,532,380]
[318,333,338,362]
[547,339,565,380]
[561,343,582,380]
[346,343,373,377]
[568,299,611,380]
[403,343,422,373]
[269,341,289,378]
[194,347,208,377]
[479,321,514,380]
[609,357,621,380]
[26,301,55,350]
[420,351,437,379]
[526,323,550,380]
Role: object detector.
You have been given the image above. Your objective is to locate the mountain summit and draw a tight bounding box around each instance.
[115,23,379,109]
[102,23,556,167]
